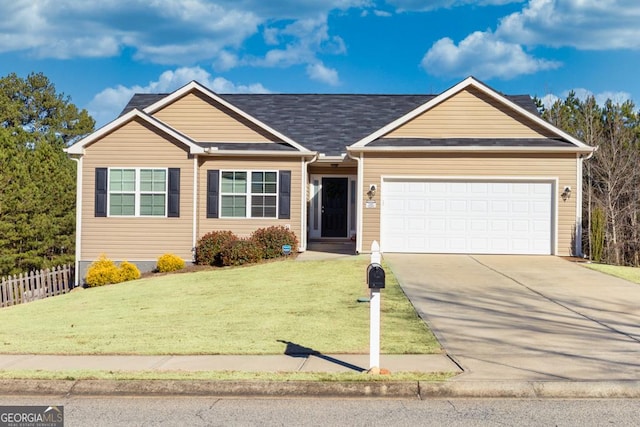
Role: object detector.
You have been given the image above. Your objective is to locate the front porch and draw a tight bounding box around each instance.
[297,239,357,261]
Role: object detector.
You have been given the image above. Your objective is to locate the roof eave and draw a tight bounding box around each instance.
[203,148,317,158]
[348,145,596,154]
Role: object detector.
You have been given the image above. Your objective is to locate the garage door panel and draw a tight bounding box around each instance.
[382,180,553,255]
[491,200,509,213]
[429,199,446,213]
[450,219,466,231]
[408,199,425,212]
[408,217,426,232]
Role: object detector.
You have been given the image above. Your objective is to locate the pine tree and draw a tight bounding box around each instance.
[0,72,94,275]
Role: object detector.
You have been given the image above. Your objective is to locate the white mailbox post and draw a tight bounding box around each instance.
[369,240,382,370]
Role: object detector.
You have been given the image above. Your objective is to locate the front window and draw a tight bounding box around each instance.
[251,171,277,217]
[109,168,167,216]
[220,171,277,218]
[221,171,247,217]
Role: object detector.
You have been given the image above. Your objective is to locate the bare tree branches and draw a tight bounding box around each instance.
[542,95,640,265]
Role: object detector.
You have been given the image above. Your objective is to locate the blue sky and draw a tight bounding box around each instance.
[1,0,638,128]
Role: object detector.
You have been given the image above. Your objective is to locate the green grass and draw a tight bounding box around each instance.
[582,262,640,284]
[0,258,439,355]
[0,370,455,382]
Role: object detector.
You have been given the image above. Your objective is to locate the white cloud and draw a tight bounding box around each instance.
[496,0,640,50]
[594,91,632,106]
[373,10,393,17]
[213,50,241,71]
[0,1,260,63]
[387,0,524,12]
[420,0,640,81]
[87,67,270,128]
[255,17,347,68]
[0,0,363,85]
[208,77,270,94]
[229,16,346,86]
[541,88,632,109]
[421,31,560,79]
[306,62,340,86]
[540,93,559,109]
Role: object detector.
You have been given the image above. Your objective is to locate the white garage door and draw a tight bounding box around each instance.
[381,180,553,255]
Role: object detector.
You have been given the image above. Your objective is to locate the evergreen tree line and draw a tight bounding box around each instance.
[539,93,640,265]
[0,73,94,276]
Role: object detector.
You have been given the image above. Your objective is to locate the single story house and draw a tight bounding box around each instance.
[66,77,594,283]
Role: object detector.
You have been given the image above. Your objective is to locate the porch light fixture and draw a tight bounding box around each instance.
[561,186,571,201]
[367,184,377,200]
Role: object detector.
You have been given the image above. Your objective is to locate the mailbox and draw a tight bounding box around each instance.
[367,263,385,289]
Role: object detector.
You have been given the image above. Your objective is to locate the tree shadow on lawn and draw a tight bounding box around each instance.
[277,340,366,372]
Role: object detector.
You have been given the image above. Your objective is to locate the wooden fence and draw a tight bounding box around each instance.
[0,264,75,308]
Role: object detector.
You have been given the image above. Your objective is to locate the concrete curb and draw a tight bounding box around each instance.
[4,379,640,398]
[419,381,640,398]
[0,379,420,398]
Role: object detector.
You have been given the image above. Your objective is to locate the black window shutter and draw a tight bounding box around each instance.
[207,170,219,218]
[167,168,180,217]
[95,168,108,217]
[278,170,291,219]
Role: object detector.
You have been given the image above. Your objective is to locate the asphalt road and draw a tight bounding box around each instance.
[1,396,639,426]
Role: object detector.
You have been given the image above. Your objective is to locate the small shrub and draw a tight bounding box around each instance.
[119,261,141,281]
[196,231,238,266]
[220,238,264,266]
[157,253,186,273]
[251,226,298,259]
[85,255,122,287]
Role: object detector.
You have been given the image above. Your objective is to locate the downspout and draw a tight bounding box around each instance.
[346,149,363,254]
[580,147,597,258]
[575,153,583,257]
[301,153,319,252]
[70,155,82,288]
[192,155,198,262]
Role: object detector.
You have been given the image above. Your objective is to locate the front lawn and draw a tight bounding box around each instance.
[582,262,640,284]
[0,258,440,355]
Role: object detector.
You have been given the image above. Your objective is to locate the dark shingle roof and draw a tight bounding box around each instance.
[121,94,165,114]
[121,93,543,155]
[224,94,435,155]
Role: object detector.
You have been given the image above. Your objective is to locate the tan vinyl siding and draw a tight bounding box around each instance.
[81,118,194,261]
[153,92,277,143]
[197,157,303,242]
[361,152,577,256]
[385,87,556,139]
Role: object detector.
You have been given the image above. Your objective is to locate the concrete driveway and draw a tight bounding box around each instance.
[384,254,640,381]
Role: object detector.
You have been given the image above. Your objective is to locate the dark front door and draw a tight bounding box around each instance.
[321,177,348,238]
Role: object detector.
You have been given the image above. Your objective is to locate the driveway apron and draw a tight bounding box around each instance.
[384,254,640,381]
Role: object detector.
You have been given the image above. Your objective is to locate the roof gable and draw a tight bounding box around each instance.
[142,81,310,153]
[351,76,592,151]
[153,91,277,143]
[65,109,204,155]
[384,86,556,139]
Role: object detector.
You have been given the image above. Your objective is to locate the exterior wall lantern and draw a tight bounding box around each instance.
[561,186,572,201]
[367,184,377,200]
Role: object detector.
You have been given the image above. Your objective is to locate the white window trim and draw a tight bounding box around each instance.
[219,170,279,219]
[107,167,168,217]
